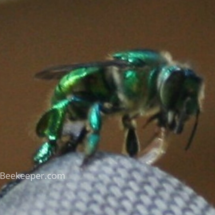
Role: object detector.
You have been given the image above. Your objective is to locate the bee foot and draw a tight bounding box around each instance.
[80,155,93,169]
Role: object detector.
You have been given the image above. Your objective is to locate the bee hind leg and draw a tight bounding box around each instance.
[33,140,58,166]
[34,99,72,166]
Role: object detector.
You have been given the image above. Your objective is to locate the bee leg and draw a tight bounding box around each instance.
[34,99,71,166]
[138,127,168,165]
[142,112,161,129]
[59,127,88,155]
[33,140,58,166]
[122,115,140,157]
[82,103,102,166]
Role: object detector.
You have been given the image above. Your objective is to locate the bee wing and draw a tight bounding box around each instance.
[35,60,127,80]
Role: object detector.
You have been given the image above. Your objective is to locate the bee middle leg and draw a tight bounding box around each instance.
[82,103,103,166]
[122,115,140,157]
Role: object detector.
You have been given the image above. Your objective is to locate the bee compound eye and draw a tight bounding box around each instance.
[158,67,185,109]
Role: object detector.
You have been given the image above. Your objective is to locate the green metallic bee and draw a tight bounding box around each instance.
[34,49,204,166]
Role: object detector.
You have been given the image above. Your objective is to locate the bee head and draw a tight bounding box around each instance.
[158,65,204,141]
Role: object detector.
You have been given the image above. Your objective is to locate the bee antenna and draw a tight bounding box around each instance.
[184,110,200,150]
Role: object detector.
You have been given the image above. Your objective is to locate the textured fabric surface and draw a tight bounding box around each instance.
[0,152,214,215]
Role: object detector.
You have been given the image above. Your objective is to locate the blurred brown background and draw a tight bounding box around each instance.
[0,0,215,205]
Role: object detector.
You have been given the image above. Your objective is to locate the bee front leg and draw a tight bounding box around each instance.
[138,127,168,165]
[122,115,140,157]
[82,103,102,166]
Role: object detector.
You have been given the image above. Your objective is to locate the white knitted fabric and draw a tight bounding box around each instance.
[0,152,214,215]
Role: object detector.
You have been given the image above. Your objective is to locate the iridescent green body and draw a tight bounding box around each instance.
[34,49,204,165]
